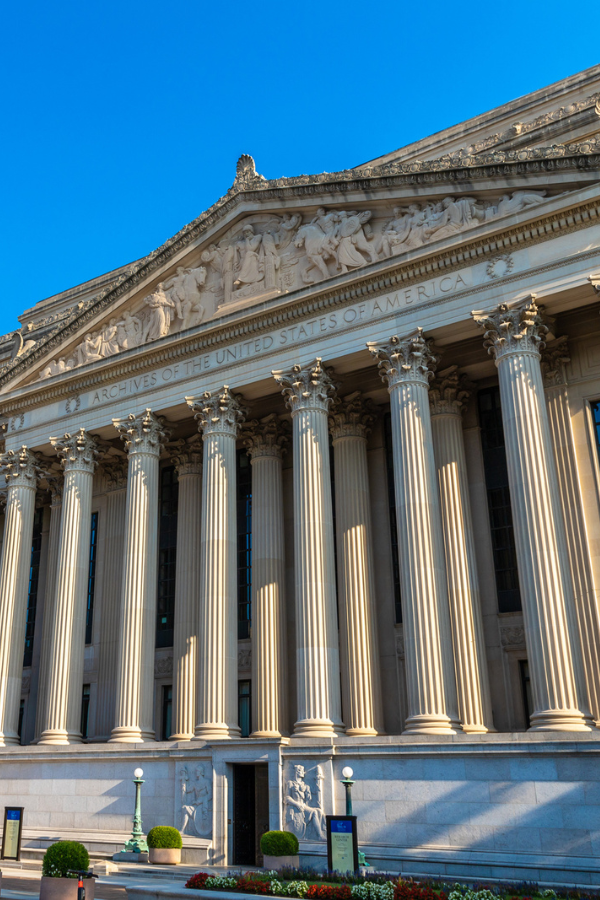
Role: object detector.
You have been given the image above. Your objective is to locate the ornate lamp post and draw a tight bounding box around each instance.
[122,767,148,854]
[341,766,354,816]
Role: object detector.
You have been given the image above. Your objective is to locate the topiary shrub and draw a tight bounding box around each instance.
[147,826,183,849]
[260,830,299,857]
[42,841,90,878]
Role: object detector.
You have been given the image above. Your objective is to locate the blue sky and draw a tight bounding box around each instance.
[1,0,596,336]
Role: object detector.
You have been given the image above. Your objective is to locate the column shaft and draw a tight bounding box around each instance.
[111,410,168,742]
[170,445,202,740]
[543,342,600,723]
[330,395,384,735]
[475,300,592,730]
[273,359,343,736]
[187,388,246,739]
[40,431,99,744]
[95,461,127,739]
[0,448,39,746]
[244,416,288,737]
[430,371,494,732]
[34,482,62,741]
[368,332,459,734]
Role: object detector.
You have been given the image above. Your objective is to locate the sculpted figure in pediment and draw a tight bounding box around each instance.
[495,190,547,217]
[336,210,378,273]
[142,283,176,343]
[234,224,264,288]
[275,213,301,250]
[100,319,120,357]
[77,333,103,365]
[116,311,142,350]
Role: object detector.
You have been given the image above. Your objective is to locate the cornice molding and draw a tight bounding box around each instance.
[2,140,600,388]
[1,191,600,416]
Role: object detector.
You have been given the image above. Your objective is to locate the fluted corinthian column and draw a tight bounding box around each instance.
[473,298,593,730]
[368,332,459,733]
[34,477,63,742]
[273,359,344,736]
[110,410,169,742]
[169,440,203,740]
[96,460,128,740]
[541,338,600,724]
[0,448,41,746]
[329,393,384,735]
[39,431,100,744]
[186,387,246,740]
[243,414,288,738]
[429,368,494,733]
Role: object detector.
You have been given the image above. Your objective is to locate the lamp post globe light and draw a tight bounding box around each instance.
[341,766,354,816]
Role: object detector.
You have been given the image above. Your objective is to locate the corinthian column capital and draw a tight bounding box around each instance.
[1,446,42,487]
[541,336,571,388]
[50,428,100,473]
[113,408,170,456]
[472,295,549,361]
[329,392,376,440]
[243,413,289,460]
[429,367,472,417]
[169,438,203,475]
[272,358,337,414]
[186,386,247,437]
[102,458,128,491]
[367,328,439,389]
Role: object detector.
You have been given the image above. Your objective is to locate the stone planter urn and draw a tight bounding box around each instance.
[148,847,181,865]
[40,877,96,900]
[263,854,299,871]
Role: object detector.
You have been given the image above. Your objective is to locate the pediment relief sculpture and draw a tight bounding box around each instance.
[36,189,550,381]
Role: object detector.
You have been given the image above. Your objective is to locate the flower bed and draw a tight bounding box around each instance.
[184,873,600,900]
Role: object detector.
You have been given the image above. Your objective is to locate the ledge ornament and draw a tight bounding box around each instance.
[285,763,326,841]
[472,295,549,361]
[113,409,171,456]
[186,386,247,438]
[273,358,337,415]
[367,328,440,389]
[179,763,212,837]
[50,428,101,474]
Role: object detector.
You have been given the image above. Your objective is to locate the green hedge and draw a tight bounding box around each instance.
[147,826,183,849]
[42,841,90,878]
[260,830,299,856]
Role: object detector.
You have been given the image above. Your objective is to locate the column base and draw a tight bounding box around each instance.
[528,709,596,732]
[250,730,284,739]
[168,732,194,741]
[38,729,71,745]
[403,714,458,735]
[0,734,21,747]
[109,726,156,743]
[293,719,346,737]
[345,727,382,737]
[461,724,495,734]
[193,724,241,740]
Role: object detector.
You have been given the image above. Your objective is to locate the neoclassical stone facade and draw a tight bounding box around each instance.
[2,66,600,879]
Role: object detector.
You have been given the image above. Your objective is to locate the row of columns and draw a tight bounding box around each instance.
[0,295,596,744]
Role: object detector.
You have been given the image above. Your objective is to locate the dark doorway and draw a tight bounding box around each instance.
[232,764,269,866]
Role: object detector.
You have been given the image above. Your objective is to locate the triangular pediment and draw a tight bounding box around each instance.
[3,130,600,391]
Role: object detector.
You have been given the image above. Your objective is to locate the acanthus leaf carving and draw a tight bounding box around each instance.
[273,358,337,415]
[113,409,171,457]
[428,366,472,417]
[242,413,289,460]
[186,386,247,438]
[0,446,43,487]
[541,336,571,387]
[367,329,440,389]
[472,295,549,360]
[328,391,377,440]
[50,428,101,474]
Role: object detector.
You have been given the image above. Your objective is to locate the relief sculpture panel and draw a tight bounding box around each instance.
[284,763,326,841]
[179,763,213,837]
[38,190,548,380]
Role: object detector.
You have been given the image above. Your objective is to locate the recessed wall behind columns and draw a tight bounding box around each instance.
[2,736,600,880]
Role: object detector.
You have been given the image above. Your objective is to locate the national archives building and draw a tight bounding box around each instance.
[2,65,600,880]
